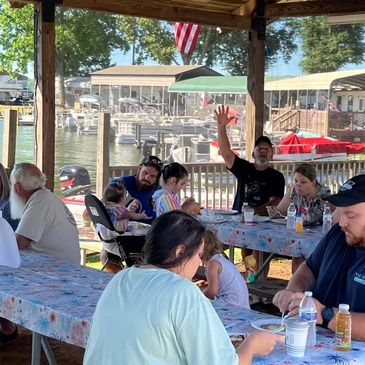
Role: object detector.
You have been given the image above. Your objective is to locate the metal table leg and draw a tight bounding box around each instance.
[32,332,58,365]
[41,336,58,365]
[31,332,41,365]
[229,246,234,263]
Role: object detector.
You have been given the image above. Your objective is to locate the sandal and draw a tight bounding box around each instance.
[0,326,19,346]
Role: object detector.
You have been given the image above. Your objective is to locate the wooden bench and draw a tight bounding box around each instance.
[247,278,288,305]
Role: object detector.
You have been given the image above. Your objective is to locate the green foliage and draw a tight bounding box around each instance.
[297,17,365,73]
[0,1,128,77]
[56,9,127,76]
[191,21,297,75]
[118,17,176,65]
[117,18,297,75]
[0,1,34,75]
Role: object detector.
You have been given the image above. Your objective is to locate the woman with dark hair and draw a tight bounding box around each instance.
[267,163,331,226]
[152,162,200,216]
[84,211,282,365]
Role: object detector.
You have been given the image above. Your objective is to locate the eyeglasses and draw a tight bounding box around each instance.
[140,155,164,169]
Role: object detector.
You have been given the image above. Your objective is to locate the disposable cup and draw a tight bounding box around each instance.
[285,318,309,357]
[243,208,254,224]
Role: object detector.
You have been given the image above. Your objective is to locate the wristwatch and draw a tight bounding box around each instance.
[321,307,334,328]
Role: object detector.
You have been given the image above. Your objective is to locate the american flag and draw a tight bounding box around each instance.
[200,92,211,108]
[173,22,201,55]
[321,94,340,112]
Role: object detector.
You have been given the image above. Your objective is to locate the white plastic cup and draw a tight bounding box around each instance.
[285,318,309,357]
[243,207,254,224]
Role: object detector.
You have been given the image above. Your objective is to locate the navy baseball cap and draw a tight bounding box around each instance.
[324,174,365,207]
[254,136,272,148]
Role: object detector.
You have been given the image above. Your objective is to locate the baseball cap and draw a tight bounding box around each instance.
[254,136,272,148]
[324,174,365,207]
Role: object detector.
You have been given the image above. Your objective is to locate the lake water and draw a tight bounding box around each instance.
[0,120,143,192]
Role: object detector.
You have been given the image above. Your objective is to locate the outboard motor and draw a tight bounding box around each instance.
[59,165,92,197]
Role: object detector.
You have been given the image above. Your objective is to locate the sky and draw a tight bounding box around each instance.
[111,45,365,79]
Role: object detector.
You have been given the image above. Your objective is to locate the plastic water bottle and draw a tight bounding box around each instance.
[286,202,296,230]
[242,202,248,221]
[299,291,317,347]
[335,304,351,351]
[322,204,332,234]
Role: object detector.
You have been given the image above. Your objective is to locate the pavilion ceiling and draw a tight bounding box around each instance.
[8,0,365,30]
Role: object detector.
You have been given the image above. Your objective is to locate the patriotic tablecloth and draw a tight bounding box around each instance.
[207,220,324,258]
[214,302,365,365]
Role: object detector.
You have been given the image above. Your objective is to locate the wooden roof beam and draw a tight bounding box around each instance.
[10,0,252,29]
[231,0,256,17]
[265,0,365,19]
[8,0,27,8]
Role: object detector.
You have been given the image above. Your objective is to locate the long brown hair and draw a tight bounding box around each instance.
[0,163,10,201]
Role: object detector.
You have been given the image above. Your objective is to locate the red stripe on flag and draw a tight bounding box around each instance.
[173,22,201,55]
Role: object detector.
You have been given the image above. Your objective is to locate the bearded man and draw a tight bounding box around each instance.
[10,162,80,264]
[0,162,80,345]
[112,155,163,224]
[273,174,365,341]
[215,105,285,269]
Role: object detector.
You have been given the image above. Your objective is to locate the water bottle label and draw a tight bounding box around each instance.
[299,310,317,321]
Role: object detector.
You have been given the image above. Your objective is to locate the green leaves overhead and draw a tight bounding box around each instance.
[0,1,127,77]
[297,17,365,73]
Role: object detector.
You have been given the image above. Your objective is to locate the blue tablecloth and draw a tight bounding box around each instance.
[207,220,323,258]
[1,250,364,365]
[0,250,113,347]
[214,302,365,364]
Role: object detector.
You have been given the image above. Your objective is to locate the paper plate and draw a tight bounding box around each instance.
[253,215,271,223]
[251,318,285,333]
[211,209,239,215]
[271,218,287,225]
[127,222,151,235]
[200,217,227,224]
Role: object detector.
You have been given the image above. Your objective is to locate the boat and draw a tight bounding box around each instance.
[18,113,34,126]
[273,132,365,161]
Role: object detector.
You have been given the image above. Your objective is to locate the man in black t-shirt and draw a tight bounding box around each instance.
[273,175,365,341]
[215,105,285,268]
[215,105,285,214]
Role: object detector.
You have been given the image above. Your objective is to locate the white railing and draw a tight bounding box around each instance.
[108,159,365,209]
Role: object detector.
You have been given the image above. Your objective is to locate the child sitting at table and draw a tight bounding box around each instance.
[201,230,250,310]
[100,181,151,240]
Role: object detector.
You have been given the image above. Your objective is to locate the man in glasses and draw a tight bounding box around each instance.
[112,156,162,224]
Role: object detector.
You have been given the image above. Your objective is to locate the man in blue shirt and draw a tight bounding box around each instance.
[112,156,162,224]
[273,174,365,341]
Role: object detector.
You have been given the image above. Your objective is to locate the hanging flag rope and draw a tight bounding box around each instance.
[173,22,201,55]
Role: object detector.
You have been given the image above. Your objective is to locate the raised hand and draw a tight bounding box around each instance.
[214,105,235,128]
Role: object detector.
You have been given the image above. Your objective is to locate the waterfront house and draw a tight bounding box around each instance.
[90,65,221,115]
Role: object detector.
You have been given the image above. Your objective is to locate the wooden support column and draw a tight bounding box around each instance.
[245,5,266,160]
[35,1,56,191]
[2,109,17,170]
[96,112,110,198]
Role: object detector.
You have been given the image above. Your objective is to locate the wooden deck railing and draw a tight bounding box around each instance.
[107,159,365,209]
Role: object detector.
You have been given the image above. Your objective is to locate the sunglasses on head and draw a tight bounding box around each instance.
[140,156,164,169]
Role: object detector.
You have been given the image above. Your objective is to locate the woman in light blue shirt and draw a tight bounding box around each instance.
[84,211,283,365]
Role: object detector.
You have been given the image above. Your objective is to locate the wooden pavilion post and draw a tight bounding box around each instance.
[96,112,110,198]
[245,0,266,160]
[1,109,17,170]
[34,1,56,191]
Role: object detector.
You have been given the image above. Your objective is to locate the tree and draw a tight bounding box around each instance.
[191,21,297,75]
[0,1,128,104]
[119,17,177,65]
[296,17,365,73]
[117,18,297,75]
